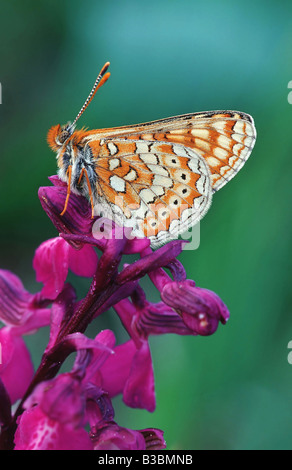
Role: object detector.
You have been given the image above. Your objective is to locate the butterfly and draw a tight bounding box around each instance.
[47,62,256,248]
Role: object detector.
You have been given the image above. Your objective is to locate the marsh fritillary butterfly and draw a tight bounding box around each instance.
[47,62,256,247]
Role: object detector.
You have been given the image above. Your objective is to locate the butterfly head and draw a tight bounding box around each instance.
[47,122,75,152]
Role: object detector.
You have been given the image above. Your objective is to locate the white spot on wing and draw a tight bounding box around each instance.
[232,133,246,144]
[152,174,173,188]
[191,129,210,139]
[110,175,126,192]
[214,147,229,160]
[233,121,245,134]
[108,142,118,155]
[140,153,158,165]
[139,188,156,204]
[206,156,220,167]
[217,134,232,151]
[147,164,169,177]
[196,174,209,195]
[109,158,120,171]
[124,169,137,181]
[172,144,189,157]
[151,185,165,197]
[136,142,152,154]
[244,136,254,148]
[212,121,227,133]
[245,122,255,137]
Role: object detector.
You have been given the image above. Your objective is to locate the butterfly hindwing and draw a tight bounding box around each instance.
[90,139,212,247]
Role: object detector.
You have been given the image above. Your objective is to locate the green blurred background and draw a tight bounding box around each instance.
[1,0,292,450]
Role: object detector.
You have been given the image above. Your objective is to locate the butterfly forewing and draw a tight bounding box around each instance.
[84,110,256,193]
[90,139,212,247]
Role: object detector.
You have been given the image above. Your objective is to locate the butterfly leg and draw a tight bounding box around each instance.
[60,165,72,216]
[77,167,95,218]
[78,167,85,185]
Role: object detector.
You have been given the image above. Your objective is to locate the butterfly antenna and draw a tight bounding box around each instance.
[71,61,110,129]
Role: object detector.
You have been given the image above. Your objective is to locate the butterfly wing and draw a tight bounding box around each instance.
[91,139,212,247]
[85,110,256,192]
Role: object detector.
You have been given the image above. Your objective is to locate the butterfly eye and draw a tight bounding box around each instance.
[58,130,70,144]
